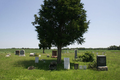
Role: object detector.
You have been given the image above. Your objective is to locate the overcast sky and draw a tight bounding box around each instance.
[0,0,120,49]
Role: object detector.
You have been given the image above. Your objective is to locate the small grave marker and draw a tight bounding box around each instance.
[30,53,35,56]
[83,65,87,70]
[74,63,79,69]
[35,57,39,63]
[79,65,83,69]
[96,53,98,55]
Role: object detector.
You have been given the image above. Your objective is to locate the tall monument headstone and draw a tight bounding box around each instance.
[75,49,77,59]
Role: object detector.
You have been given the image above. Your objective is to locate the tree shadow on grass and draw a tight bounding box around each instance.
[13,59,75,71]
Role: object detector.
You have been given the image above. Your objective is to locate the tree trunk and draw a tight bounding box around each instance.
[57,45,62,63]
[43,49,44,53]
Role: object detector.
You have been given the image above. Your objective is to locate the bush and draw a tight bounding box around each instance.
[88,61,97,69]
[79,52,94,62]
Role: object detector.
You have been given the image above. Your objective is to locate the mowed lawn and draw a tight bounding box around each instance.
[0,49,120,80]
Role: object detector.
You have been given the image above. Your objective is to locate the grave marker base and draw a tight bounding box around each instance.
[97,66,108,71]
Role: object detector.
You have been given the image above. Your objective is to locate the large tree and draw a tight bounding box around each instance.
[32,0,89,63]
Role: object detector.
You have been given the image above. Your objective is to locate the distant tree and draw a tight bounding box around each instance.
[108,45,118,50]
[32,0,89,63]
[38,39,51,53]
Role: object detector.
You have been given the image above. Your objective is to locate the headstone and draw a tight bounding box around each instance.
[79,65,83,69]
[30,53,35,56]
[102,52,105,55]
[51,51,57,58]
[64,58,70,69]
[67,50,69,53]
[74,63,79,69]
[96,53,98,55]
[35,57,39,63]
[28,66,35,70]
[47,55,50,57]
[97,55,108,71]
[15,50,20,55]
[75,49,77,59]
[83,65,87,70]
[6,54,10,57]
[39,55,41,57]
[19,50,25,56]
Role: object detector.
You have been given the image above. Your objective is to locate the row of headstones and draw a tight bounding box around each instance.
[75,50,108,70]
[15,50,25,56]
[64,58,87,70]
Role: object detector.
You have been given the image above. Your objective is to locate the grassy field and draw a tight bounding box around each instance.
[0,49,120,80]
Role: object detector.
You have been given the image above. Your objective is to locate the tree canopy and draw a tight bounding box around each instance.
[32,0,89,63]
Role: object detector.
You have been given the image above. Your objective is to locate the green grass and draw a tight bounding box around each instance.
[0,49,120,80]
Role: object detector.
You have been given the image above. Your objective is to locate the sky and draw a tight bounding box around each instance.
[0,0,120,49]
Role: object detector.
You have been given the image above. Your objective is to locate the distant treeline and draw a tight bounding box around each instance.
[63,45,120,50]
[7,45,120,50]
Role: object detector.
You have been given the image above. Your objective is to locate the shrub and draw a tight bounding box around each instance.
[88,61,97,69]
[79,52,94,62]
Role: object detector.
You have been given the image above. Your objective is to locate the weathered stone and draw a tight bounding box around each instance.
[97,66,108,71]
[28,66,35,70]
[29,53,35,56]
[74,63,79,69]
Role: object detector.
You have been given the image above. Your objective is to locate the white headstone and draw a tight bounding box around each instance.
[35,57,39,63]
[64,58,70,69]
[6,55,10,57]
[39,55,41,57]
[30,53,35,56]
[79,65,83,69]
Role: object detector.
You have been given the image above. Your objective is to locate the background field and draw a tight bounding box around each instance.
[0,49,120,80]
